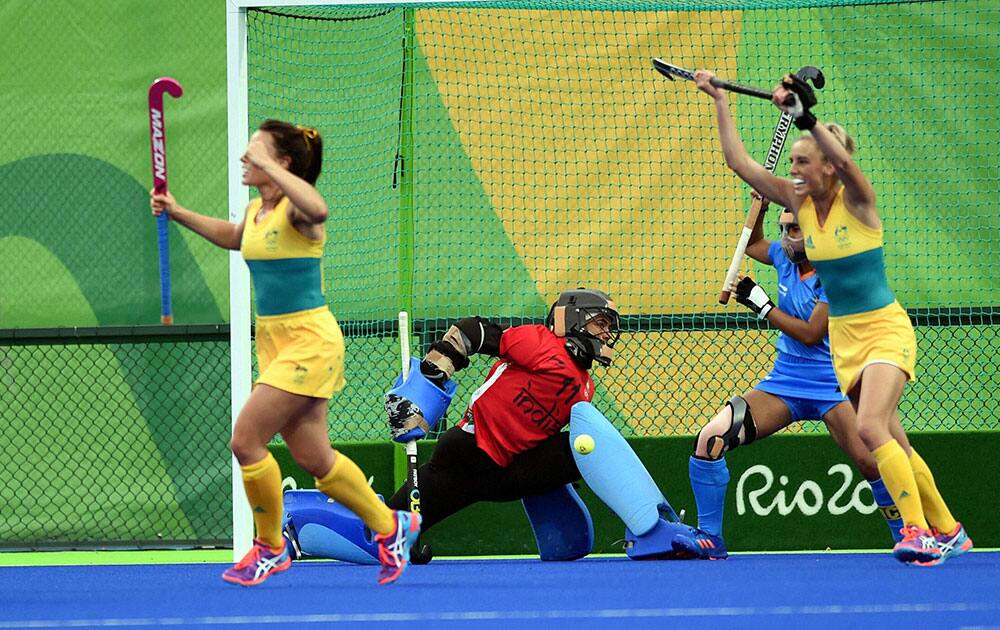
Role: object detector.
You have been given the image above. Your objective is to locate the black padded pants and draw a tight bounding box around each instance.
[385,425,581,533]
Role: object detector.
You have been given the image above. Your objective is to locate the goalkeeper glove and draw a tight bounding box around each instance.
[734,276,775,319]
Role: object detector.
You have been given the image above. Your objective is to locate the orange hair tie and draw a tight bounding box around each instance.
[296,125,318,147]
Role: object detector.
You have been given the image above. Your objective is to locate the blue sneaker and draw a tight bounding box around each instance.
[671,526,728,560]
[222,539,291,586]
[376,511,421,585]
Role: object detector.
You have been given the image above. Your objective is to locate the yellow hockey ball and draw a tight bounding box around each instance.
[574,434,595,455]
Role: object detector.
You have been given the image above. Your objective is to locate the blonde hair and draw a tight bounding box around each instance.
[797,122,857,155]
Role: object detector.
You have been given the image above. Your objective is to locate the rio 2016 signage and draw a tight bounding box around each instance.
[736,463,878,517]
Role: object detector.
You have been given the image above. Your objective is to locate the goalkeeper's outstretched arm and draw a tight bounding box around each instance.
[384,317,505,443]
[419,317,504,388]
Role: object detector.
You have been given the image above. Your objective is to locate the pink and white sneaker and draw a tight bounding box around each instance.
[375,510,422,585]
[933,522,973,561]
[222,539,291,586]
[892,525,942,565]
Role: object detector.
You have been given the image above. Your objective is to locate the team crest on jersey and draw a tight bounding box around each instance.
[834,225,849,246]
[805,235,815,249]
[264,229,280,252]
[293,365,308,384]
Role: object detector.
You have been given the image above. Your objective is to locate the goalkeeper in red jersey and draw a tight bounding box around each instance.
[382,289,619,541]
[283,288,691,563]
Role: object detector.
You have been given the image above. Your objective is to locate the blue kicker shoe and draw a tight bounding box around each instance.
[671,526,729,560]
[375,510,422,585]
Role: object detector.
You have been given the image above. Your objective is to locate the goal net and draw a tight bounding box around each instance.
[236,0,999,442]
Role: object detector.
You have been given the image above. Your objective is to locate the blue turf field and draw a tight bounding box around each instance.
[1,553,998,629]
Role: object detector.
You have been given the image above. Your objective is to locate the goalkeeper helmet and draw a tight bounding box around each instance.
[546,288,621,368]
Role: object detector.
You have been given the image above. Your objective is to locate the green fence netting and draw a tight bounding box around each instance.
[247,0,999,438]
[1,0,997,548]
[0,327,231,548]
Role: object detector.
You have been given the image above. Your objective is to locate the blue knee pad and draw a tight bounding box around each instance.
[570,402,679,536]
[522,483,594,561]
[281,490,379,565]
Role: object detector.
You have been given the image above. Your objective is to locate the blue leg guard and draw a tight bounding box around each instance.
[281,490,379,565]
[522,483,594,561]
[569,402,687,560]
[570,402,679,535]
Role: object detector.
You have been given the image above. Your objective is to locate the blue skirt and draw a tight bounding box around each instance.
[755,353,847,422]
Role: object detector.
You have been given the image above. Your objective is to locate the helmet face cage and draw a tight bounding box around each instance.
[546,289,621,367]
[778,212,807,264]
[569,306,621,348]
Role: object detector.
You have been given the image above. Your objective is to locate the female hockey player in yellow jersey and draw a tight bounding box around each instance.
[151,119,419,585]
[691,70,970,565]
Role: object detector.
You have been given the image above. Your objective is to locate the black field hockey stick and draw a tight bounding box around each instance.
[653,59,825,107]
[713,66,825,303]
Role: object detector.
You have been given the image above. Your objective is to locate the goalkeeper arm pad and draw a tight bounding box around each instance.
[421,317,503,386]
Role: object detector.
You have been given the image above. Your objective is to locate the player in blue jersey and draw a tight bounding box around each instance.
[672,195,902,559]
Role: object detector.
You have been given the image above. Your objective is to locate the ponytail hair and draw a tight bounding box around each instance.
[822,122,856,155]
[258,119,324,184]
[801,122,856,156]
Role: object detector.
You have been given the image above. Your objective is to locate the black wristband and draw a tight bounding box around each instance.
[419,359,449,390]
[429,339,470,372]
[794,111,817,130]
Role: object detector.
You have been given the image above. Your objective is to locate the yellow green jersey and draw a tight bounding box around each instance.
[798,188,896,317]
[240,197,325,316]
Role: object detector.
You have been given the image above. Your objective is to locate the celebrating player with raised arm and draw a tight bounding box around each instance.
[691,70,971,565]
[151,120,419,586]
[673,197,903,559]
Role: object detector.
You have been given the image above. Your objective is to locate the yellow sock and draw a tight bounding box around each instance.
[315,452,396,535]
[909,449,957,533]
[241,453,284,549]
[872,440,928,530]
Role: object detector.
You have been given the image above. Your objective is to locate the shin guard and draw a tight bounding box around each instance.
[522,483,594,561]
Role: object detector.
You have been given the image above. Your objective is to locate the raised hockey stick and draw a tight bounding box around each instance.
[148,77,184,324]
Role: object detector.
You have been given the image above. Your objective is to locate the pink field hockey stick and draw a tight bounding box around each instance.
[148,77,183,325]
